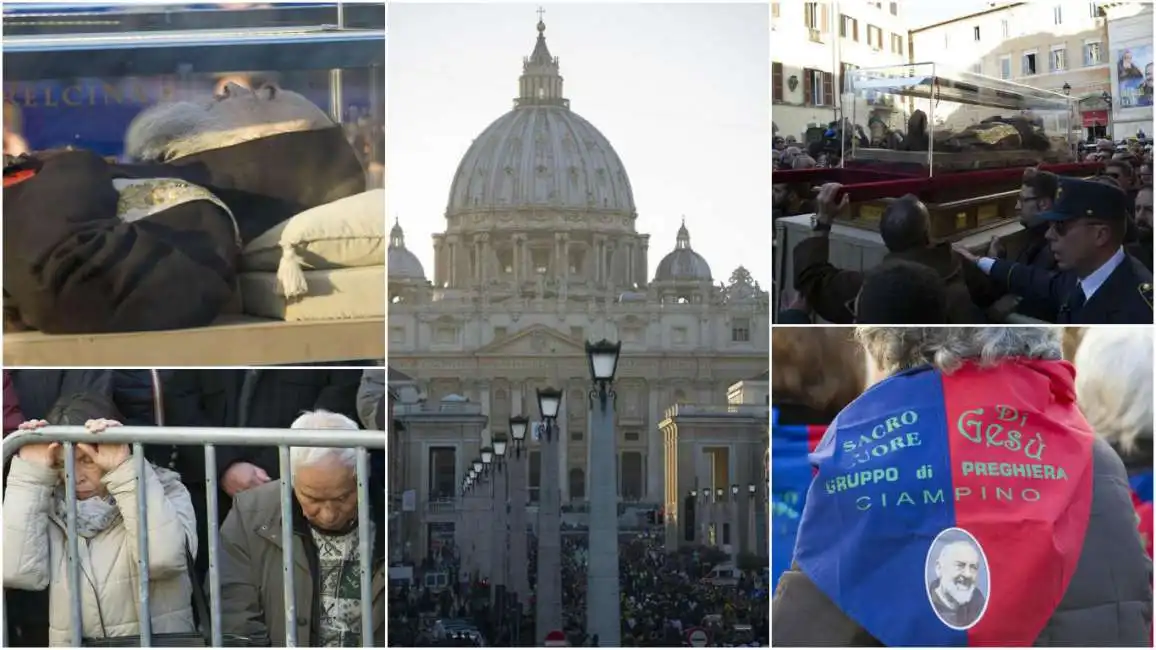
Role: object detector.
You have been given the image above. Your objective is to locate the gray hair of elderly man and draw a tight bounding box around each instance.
[288,409,361,475]
[855,327,1063,379]
[1073,327,1153,455]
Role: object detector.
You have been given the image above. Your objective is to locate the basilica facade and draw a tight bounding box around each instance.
[387,16,768,559]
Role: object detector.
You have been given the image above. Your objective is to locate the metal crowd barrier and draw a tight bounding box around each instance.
[1,426,386,648]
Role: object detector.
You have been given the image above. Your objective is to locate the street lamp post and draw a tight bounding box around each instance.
[535,387,564,644]
[747,483,757,557]
[585,339,623,647]
[473,458,491,583]
[715,487,724,548]
[1102,91,1114,139]
[490,437,509,616]
[699,489,710,545]
[730,484,740,564]
[689,489,699,544]
[460,473,473,579]
[466,467,481,580]
[508,416,530,609]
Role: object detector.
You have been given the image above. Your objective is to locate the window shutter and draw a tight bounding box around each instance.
[804,68,814,105]
[821,4,830,32]
[773,62,784,103]
[822,72,834,106]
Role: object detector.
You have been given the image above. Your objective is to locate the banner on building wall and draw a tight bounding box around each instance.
[1116,44,1153,108]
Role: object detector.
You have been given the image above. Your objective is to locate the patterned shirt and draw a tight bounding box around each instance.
[312,521,375,647]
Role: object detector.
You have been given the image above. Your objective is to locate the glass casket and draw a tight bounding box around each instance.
[845,62,1077,175]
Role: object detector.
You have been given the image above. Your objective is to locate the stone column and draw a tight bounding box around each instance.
[639,235,650,285]
[479,232,491,284]
[557,232,570,285]
[432,235,444,287]
[535,420,563,643]
[479,383,491,441]
[647,385,662,501]
[586,389,622,646]
[593,236,604,285]
[448,236,460,288]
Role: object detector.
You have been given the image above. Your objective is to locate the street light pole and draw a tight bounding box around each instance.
[508,416,530,609]
[535,387,564,644]
[715,487,724,549]
[747,483,757,557]
[473,458,491,584]
[689,489,699,545]
[491,437,509,618]
[1102,91,1114,139]
[730,484,740,565]
[585,339,623,647]
[461,472,473,580]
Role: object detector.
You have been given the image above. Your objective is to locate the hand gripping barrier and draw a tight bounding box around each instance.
[2,426,386,648]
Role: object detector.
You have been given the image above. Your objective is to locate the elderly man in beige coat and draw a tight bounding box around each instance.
[217,410,386,646]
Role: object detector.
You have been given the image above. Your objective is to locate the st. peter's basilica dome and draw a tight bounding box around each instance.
[654,220,712,282]
[445,18,636,219]
[387,219,426,281]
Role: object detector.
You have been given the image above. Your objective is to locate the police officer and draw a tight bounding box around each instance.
[956,176,1153,324]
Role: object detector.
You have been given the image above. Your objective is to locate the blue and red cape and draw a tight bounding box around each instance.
[794,359,1094,646]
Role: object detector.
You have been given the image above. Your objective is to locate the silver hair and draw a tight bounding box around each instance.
[1073,327,1153,455]
[856,327,1063,376]
[124,84,333,162]
[288,410,360,474]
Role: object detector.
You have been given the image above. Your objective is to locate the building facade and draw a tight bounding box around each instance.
[1103,2,1153,139]
[910,2,1112,140]
[388,17,769,562]
[659,372,769,556]
[771,1,909,141]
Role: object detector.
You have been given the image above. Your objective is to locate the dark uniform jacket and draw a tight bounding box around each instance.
[1127,238,1154,273]
[989,254,1154,324]
[771,437,1152,646]
[793,235,991,324]
[1005,225,1060,322]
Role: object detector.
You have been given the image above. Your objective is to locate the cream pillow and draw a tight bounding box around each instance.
[242,189,385,299]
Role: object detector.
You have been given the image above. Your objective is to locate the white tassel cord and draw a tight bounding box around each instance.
[276,245,310,300]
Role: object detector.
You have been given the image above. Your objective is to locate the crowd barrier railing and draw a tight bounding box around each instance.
[2,426,386,648]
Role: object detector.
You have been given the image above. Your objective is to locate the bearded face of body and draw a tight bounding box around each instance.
[935,542,980,607]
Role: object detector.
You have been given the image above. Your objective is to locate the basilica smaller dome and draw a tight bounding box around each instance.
[654,219,712,282]
[388,219,427,281]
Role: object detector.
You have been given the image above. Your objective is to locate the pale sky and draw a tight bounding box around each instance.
[901,0,999,29]
[386,2,771,287]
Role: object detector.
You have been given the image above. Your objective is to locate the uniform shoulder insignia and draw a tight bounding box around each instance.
[1140,282,1152,310]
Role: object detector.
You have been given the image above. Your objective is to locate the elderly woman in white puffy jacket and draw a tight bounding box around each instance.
[3,401,198,646]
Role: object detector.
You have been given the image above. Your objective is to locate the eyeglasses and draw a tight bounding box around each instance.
[1049,218,1110,237]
